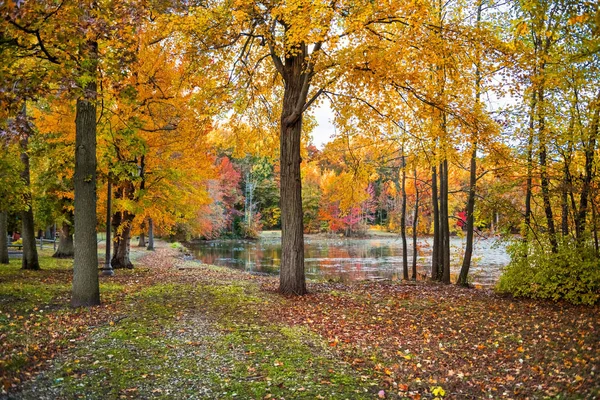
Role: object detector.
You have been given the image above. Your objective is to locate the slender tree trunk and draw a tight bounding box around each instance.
[0,211,8,264]
[411,167,419,280]
[147,218,154,250]
[537,86,558,252]
[53,219,74,258]
[137,157,146,248]
[19,107,39,271]
[561,163,570,237]
[524,94,536,243]
[591,195,599,255]
[71,58,100,307]
[575,91,599,241]
[458,2,481,286]
[440,158,451,284]
[400,155,408,280]
[458,140,477,286]
[431,165,440,281]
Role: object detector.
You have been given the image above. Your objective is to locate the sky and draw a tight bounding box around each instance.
[310,100,337,149]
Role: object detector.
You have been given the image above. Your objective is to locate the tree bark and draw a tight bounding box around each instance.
[0,211,8,264]
[138,231,145,247]
[400,156,408,280]
[591,195,599,255]
[411,168,419,280]
[53,219,74,258]
[111,218,133,269]
[560,161,570,237]
[19,109,39,271]
[575,91,599,241]
[431,165,441,281]
[71,58,100,307]
[279,100,306,294]
[537,86,558,252]
[440,159,451,284]
[458,140,476,286]
[111,183,134,269]
[278,47,308,296]
[147,218,154,250]
[458,2,481,287]
[524,93,536,243]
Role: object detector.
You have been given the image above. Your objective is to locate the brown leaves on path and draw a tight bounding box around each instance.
[270,281,600,399]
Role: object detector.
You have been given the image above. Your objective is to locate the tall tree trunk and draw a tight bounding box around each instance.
[71,61,100,307]
[279,91,306,295]
[147,218,154,250]
[440,158,451,283]
[591,195,599,255]
[560,163,570,237]
[137,157,146,248]
[53,219,74,258]
[400,155,408,280]
[19,106,39,271]
[575,91,599,241]
[277,44,312,296]
[458,1,481,287]
[458,140,477,286]
[411,167,419,280]
[0,211,8,264]
[524,93,537,243]
[431,165,441,281]
[537,86,558,252]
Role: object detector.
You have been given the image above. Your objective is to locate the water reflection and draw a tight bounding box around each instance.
[186,235,510,286]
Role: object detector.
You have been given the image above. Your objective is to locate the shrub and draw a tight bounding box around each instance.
[497,237,600,305]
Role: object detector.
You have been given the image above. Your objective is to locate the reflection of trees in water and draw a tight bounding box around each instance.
[187,237,508,286]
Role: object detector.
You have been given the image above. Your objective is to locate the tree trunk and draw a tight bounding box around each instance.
[137,158,146,249]
[0,211,8,264]
[53,220,74,258]
[411,167,419,280]
[111,217,133,269]
[19,110,39,271]
[431,165,441,281]
[537,86,558,252]
[138,231,145,247]
[575,91,599,241]
[278,49,309,296]
[147,218,154,250]
[458,140,477,286]
[440,159,451,284]
[560,162,570,237]
[279,100,306,294]
[591,195,599,255]
[524,93,536,243]
[71,49,100,307]
[111,183,134,269]
[458,2,481,286]
[400,156,408,280]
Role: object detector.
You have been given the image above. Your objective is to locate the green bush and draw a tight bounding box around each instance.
[497,238,600,305]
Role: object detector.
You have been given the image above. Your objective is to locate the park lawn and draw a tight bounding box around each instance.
[0,243,598,399]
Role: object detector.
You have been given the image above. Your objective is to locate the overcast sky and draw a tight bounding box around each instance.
[310,99,336,149]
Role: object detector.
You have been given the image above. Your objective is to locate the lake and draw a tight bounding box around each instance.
[185,231,511,286]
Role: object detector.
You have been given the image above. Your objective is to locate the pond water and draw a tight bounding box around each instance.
[185,232,511,286]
